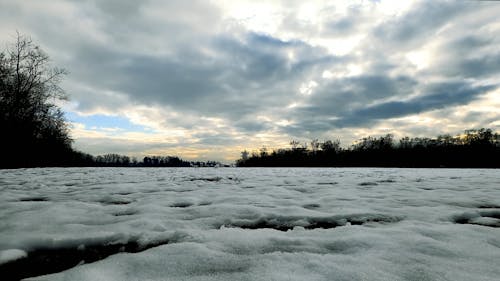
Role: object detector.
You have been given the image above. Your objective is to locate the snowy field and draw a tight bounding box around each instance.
[1,168,499,281]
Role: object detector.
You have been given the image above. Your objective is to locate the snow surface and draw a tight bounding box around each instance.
[0,168,499,280]
[0,249,27,265]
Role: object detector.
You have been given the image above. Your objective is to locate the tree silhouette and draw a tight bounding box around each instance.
[0,33,73,168]
[237,129,500,168]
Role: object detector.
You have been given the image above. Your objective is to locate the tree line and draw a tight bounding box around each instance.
[236,128,500,168]
[79,154,224,167]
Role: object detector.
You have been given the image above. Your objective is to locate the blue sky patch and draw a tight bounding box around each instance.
[66,111,153,133]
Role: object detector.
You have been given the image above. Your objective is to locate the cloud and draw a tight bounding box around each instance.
[2,0,500,161]
[335,82,497,127]
[283,74,419,131]
[62,29,336,122]
[372,1,464,48]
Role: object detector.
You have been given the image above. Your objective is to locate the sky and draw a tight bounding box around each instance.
[1,0,499,162]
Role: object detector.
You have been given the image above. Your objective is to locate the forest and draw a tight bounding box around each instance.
[236,128,500,168]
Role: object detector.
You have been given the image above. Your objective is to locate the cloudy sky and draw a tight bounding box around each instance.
[1,0,499,162]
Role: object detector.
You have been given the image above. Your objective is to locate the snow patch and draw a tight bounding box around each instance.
[1,168,499,281]
[0,249,27,264]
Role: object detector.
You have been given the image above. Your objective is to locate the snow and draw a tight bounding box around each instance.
[0,249,27,265]
[0,168,499,280]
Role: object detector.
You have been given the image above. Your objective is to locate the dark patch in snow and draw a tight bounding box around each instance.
[113,209,138,216]
[290,187,309,193]
[452,211,500,228]
[98,198,133,205]
[305,219,345,230]
[477,204,500,209]
[275,184,298,187]
[174,189,196,193]
[170,202,194,208]
[114,192,133,195]
[188,177,223,182]
[0,239,171,281]
[141,189,162,193]
[481,210,500,219]
[358,182,378,186]
[317,182,338,185]
[198,201,212,206]
[452,215,471,225]
[224,218,297,232]
[302,203,321,209]
[377,179,396,183]
[222,214,402,231]
[227,177,241,182]
[18,197,49,202]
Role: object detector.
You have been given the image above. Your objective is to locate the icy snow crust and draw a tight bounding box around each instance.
[1,168,499,280]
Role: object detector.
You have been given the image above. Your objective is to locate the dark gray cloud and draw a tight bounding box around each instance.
[282,77,497,135]
[65,31,336,122]
[326,18,355,35]
[372,1,465,49]
[321,3,371,37]
[233,118,274,133]
[431,35,500,79]
[334,82,496,127]
[296,75,418,118]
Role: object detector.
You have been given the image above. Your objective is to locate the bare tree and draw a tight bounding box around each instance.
[241,150,249,161]
[310,139,320,152]
[321,139,341,152]
[290,140,300,150]
[1,33,72,167]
